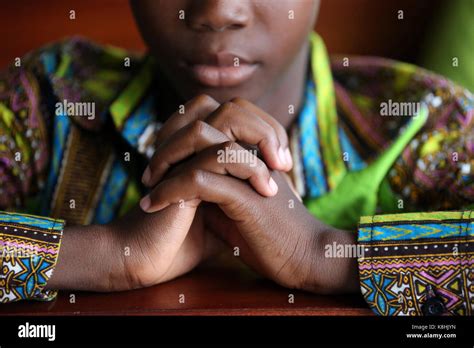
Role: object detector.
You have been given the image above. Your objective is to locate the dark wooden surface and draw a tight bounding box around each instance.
[0,254,372,316]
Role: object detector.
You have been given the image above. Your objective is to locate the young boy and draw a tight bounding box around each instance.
[0,0,472,316]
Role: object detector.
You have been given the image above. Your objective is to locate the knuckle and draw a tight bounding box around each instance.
[275,123,288,140]
[255,159,270,176]
[217,101,238,119]
[262,127,279,147]
[277,133,289,149]
[149,150,169,173]
[213,102,239,134]
[155,159,170,175]
[150,158,166,178]
[188,169,206,186]
[190,119,207,137]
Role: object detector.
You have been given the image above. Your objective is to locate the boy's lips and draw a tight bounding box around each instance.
[183,52,259,87]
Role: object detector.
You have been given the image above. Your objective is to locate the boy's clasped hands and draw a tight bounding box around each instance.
[106,95,357,294]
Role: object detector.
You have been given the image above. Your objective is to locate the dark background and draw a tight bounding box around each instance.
[0,0,444,68]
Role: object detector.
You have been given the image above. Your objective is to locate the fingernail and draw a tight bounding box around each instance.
[285,148,293,168]
[140,195,151,212]
[268,177,278,195]
[142,167,151,185]
[278,147,287,166]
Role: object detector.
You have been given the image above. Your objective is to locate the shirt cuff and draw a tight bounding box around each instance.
[0,211,65,303]
[357,211,473,316]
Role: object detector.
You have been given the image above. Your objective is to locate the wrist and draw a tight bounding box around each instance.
[46,223,125,292]
[102,220,141,292]
[301,226,360,294]
[96,223,130,291]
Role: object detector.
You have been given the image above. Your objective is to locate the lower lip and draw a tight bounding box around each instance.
[187,63,259,87]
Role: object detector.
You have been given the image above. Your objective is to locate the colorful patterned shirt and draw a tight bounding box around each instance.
[0,34,473,315]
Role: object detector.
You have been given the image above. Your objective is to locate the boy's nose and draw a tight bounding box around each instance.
[186,0,250,32]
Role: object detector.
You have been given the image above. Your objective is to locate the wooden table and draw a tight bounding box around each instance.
[0,254,372,316]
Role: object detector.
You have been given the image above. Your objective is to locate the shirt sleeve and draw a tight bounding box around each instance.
[358,211,473,316]
[357,60,474,315]
[0,45,65,303]
[384,67,474,212]
[0,212,64,303]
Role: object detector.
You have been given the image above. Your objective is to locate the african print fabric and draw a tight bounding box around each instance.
[358,211,473,316]
[0,212,63,302]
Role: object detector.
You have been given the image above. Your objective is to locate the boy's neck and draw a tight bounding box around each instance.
[255,40,310,130]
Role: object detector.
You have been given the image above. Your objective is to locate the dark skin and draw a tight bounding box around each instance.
[47,0,359,294]
[131,0,316,129]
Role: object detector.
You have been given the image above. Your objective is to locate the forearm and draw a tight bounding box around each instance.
[45,224,124,292]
